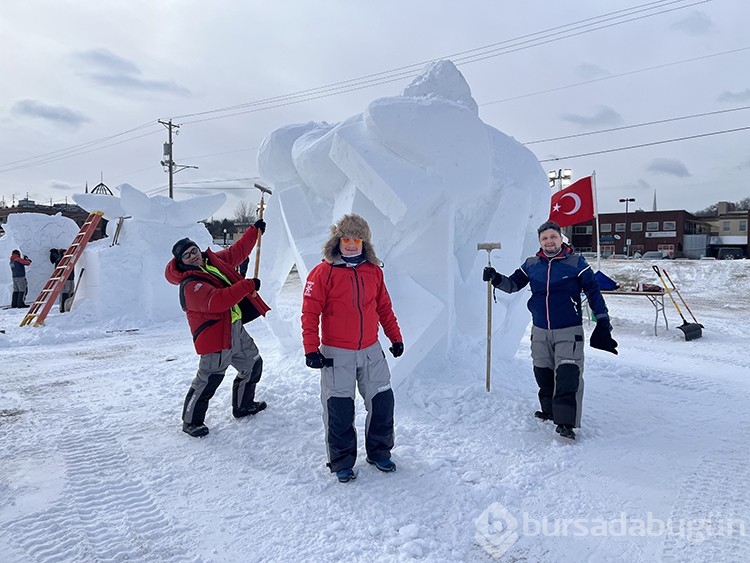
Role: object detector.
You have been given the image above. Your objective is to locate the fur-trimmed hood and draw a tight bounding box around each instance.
[322,213,380,265]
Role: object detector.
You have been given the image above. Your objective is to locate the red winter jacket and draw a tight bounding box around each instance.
[164,226,260,354]
[301,260,402,354]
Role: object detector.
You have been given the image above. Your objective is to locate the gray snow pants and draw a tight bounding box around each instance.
[530,325,585,428]
[320,341,395,472]
[182,320,262,425]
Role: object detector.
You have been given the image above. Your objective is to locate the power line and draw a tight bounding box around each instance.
[538,125,750,162]
[525,105,750,144]
[0,0,714,173]
[172,0,706,124]
[480,46,750,107]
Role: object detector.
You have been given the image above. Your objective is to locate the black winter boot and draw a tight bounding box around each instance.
[556,425,576,440]
[11,292,20,308]
[182,422,209,437]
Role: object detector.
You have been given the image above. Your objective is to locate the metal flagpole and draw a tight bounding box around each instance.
[592,170,601,272]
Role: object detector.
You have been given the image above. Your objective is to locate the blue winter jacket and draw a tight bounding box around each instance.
[493,244,609,330]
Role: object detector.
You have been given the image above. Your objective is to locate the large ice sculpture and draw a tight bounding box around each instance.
[257,59,550,387]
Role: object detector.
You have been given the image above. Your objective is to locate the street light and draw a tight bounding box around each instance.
[223,228,227,246]
[548,169,572,189]
[619,197,635,256]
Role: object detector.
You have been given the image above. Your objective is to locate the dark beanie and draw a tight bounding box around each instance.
[172,238,198,261]
[537,221,562,235]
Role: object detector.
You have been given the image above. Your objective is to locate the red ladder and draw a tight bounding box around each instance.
[20,211,103,327]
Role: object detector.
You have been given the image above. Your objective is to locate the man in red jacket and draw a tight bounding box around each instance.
[165,220,269,438]
[302,214,403,483]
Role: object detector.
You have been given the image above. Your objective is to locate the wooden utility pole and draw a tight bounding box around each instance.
[158,120,198,199]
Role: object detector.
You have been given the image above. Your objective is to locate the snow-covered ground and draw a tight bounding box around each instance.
[1,259,749,562]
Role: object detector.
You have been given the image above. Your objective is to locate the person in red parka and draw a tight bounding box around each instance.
[165,220,269,438]
[302,214,403,483]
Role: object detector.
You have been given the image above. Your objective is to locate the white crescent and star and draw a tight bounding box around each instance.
[558,192,581,215]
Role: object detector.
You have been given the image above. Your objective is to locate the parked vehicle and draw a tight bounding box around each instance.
[641,251,668,260]
[717,247,744,260]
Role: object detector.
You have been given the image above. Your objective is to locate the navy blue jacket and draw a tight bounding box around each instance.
[493,244,609,330]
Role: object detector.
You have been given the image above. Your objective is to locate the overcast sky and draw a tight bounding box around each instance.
[1,0,748,219]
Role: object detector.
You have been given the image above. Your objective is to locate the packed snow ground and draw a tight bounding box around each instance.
[1,259,749,562]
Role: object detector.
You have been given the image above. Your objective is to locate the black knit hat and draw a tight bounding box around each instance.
[537,221,562,236]
[172,238,198,261]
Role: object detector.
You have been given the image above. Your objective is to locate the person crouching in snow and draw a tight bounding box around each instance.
[9,249,32,308]
[164,219,269,438]
[302,213,404,483]
[482,220,618,440]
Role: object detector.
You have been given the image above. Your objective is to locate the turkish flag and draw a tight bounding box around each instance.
[548,176,595,227]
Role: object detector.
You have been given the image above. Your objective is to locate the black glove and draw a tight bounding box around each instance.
[389,342,404,358]
[254,219,266,234]
[305,351,327,369]
[483,266,506,287]
[590,319,618,355]
[23,255,30,261]
[252,278,261,291]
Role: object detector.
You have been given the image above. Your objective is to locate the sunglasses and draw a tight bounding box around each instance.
[181,247,200,261]
[341,237,363,245]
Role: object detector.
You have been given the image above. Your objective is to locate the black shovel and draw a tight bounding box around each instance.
[652,265,702,341]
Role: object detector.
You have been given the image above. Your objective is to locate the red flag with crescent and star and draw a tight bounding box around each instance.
[548,176,595,228]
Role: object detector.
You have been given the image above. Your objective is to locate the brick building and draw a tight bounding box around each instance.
[569,202,748,259]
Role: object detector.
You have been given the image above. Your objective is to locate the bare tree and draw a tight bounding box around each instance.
[234,200,253,224]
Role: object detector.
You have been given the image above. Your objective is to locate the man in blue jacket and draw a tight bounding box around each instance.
[482,221,617,440]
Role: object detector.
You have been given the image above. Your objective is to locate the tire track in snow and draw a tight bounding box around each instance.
[661,451,750,562]
[5,411,193,563]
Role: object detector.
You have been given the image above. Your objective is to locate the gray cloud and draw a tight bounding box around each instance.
[575,63,609,80]
[717,89,750,103]
[646,158,691,177]
[560,105,623,128]
[670,10,713,35]
[12,99,90,127]
[73,48,190,97]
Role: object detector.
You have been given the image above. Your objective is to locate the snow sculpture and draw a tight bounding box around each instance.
[257,59,550,387]
[0,213,80,305]
[65,184,226,326]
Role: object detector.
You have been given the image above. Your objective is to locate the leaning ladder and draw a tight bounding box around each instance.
[20,211,103,327]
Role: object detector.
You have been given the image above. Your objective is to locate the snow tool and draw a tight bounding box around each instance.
[652,265,702,341]
[477,241,502,392]
[252,182,272,278]
[662,268,703,328]
[63,268,85,312]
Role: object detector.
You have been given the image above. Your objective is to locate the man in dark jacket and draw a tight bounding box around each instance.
[50,248,75,313]
[482,221,617,440]
[302,214,403,483]
[9,250,32,308]
[164,219,269,437]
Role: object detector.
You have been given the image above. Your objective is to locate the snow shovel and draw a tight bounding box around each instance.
[652,265,702,341]
[477,242,501,392]
[63,268,85,312]
[662,268,703,328]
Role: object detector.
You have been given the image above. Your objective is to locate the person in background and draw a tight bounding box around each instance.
[302,213,404,483]
[50,248,75,313]
[164,219,269,438]
[9,249,32,308]
[482,220,618,440]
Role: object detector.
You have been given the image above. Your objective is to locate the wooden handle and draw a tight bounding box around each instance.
[253,195,265,279]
